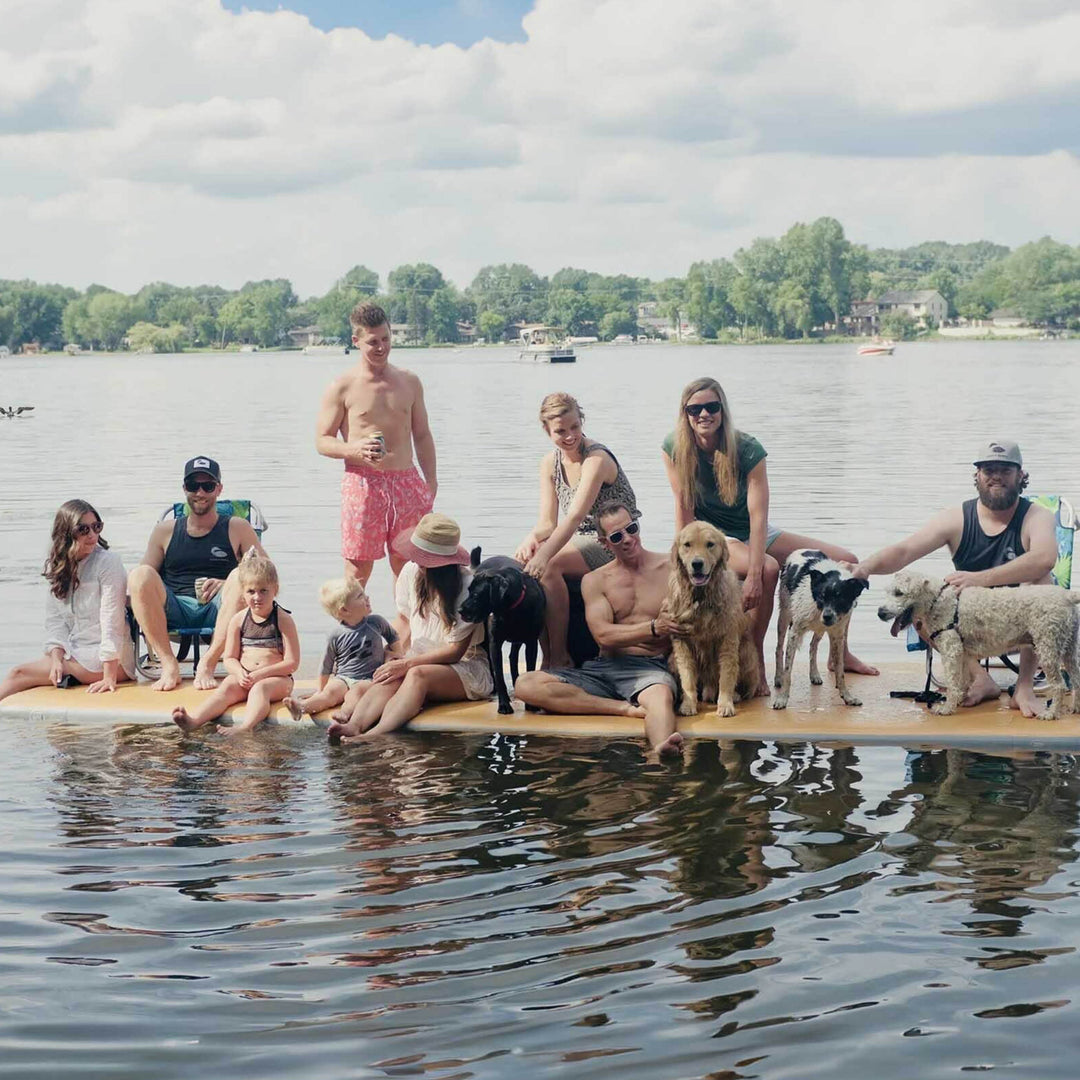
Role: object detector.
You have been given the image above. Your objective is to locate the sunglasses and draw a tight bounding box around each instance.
[685,401,722,417]
[74,520,104,538]
[185,479,219,493]
[605,520,640,545]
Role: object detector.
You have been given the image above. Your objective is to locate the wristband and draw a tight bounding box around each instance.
[651,619,657,638]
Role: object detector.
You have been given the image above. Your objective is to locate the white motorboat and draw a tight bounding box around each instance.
[857,339,896,356]
[519,326,575,363]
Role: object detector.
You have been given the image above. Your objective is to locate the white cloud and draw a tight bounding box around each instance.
[0,0,1078,294]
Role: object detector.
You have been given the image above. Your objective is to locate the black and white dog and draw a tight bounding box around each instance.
[773,549,869,710]
[459,547,547,714]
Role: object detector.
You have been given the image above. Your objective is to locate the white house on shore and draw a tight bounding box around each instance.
[875,289,947,326]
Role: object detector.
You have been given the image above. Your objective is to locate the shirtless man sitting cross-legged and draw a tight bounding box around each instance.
[515,500,689,759]
[316,302,438,587]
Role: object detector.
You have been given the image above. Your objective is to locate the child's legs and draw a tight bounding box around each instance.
[185,676,249,724]
[364,665,467,736]
[342,680,373,719]
[337,679,398,734]
[299,678,349,714]
[235,676,294,731]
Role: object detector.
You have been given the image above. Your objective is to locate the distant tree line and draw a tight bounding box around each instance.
[4,220,1080,353]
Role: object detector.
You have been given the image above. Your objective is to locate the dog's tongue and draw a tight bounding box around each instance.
[889,616,903,638]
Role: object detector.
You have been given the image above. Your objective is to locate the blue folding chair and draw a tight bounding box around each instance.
[129,499,268,679]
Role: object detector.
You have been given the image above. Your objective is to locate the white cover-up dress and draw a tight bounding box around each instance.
[395,562,493,700]
[43,546,135,678]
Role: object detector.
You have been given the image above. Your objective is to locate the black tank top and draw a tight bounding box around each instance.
[161,514,239,596]
[952,497,1030,572]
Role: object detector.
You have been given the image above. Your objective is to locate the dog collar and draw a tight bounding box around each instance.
[928,583,963,642]
[506,585,527,612]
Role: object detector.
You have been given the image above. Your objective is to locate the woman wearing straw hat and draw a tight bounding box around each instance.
[327,513,493,742]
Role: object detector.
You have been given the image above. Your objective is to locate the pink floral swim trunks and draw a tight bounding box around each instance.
[341,464,434,562]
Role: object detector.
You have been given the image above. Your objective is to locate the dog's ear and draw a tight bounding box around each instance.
[856,578,869,593]
[470,545,482,569]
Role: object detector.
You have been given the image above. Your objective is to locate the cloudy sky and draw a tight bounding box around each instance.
[3,0,1079,297]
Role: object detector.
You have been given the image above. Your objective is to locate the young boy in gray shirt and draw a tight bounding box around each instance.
[284,579,400,722]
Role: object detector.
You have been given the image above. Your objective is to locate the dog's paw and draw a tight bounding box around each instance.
[496,700,514,715]
[716,699,736,718]
[930,702,956,716]
[772,696,789,710]
[1036,708,1059,722]
[810,673,823,686]
[842,695,862,707]
[678,698,698,717]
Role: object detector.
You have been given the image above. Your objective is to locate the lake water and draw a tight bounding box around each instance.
[2,341,1080,1076]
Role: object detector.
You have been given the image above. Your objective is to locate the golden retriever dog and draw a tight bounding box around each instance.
[666,520,759,717]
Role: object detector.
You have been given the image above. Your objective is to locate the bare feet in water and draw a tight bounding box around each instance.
[283,695,306,721]
[655,732,684,759]
[327,720,358,744]
[171,705,199,731]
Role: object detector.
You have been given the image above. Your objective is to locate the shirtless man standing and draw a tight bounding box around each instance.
[316,302,438,585]
[515,501,688,758]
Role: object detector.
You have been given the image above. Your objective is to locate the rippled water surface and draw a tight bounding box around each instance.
[3,342,1080,1076]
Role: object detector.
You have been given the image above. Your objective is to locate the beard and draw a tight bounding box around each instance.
[976,475,1021,511]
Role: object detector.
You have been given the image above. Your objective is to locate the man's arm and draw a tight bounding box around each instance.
[138,521,171,571]
[582,574,653,650]
[315,378,349,461]
[410,375,437,497]
[946,504,1058,589]
[228,517,267,560]
[853,507,962,578]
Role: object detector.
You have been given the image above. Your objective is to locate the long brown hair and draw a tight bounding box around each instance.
[538,392,584,431]
[415,564,464,631]
[42,499,109,600]
[672,377,739,508]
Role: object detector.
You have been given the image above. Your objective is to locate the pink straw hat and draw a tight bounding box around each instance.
[392,512,470,568]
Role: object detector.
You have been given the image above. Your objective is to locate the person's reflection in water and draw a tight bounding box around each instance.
[889,748,1080,934]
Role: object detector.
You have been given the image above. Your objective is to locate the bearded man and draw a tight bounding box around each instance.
[850,440,1057,716]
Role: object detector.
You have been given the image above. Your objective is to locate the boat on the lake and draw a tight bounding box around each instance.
[857,339,896,356]
[519,326,575,363]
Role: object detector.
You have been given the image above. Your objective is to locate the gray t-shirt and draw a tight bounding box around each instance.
[321,615,398,681]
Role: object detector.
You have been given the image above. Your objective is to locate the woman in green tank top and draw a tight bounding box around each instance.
[661,377,877,693]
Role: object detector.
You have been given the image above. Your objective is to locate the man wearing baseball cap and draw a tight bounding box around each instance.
[128,456,266,692]
[849,438,1057,716]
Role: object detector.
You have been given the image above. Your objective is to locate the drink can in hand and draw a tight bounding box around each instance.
[371,430,386,458]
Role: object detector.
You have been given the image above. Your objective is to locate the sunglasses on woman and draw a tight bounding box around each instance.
[184,479,219,493]
[685,401,722,417]
[74,520,105,538]
[605,521,640,545]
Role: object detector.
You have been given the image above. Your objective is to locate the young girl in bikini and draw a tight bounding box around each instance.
[172,549,300,733]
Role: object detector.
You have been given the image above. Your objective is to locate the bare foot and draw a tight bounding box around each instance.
[327,720,358,744]
[830,650,880,676]
[193,664,218,691]
[283,695,306,721]
[172,706,198,731]
[330,709,349,723]
[1010,682,1040,718]
[962,672,1002,708]
[152,659,182,692]
[655,732,685,759]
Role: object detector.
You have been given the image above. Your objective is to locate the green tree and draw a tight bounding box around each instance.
[880,310,918,340]
[599,311,637,340]
[468,264,548,326]
[773,279,813,338]
[427,287,461,343]
[545,288,596,335]
[478,310,506,343]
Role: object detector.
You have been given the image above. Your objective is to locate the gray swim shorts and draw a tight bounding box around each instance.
[552,655,677,704]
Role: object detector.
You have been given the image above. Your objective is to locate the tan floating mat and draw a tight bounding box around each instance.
[1,661,1077,751]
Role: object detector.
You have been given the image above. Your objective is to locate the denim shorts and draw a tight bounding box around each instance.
[552,655,677,704]
[164,587,222,632]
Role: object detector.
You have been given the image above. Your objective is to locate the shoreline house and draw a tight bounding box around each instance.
[874,289,947,327]
[846,299,880,335]
[988,308,1025,329]
[637,301,697,340]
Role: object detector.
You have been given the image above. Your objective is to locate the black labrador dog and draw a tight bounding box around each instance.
[459,547,546,714]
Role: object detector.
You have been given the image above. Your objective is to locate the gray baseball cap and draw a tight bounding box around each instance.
[973,440,1022,468]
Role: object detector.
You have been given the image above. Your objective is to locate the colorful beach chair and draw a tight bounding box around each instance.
[129,499,269,680]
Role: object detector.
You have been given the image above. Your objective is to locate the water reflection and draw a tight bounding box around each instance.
[5,725,1080,1077]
